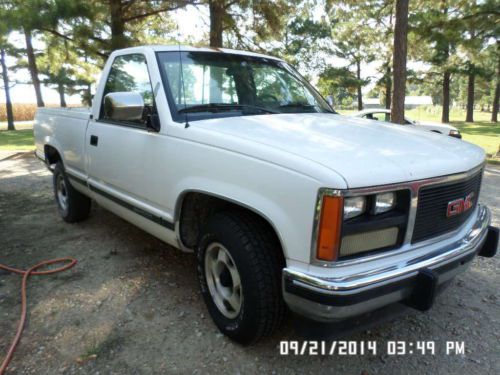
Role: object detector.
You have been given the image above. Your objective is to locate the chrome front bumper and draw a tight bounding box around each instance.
[283,205,496,321]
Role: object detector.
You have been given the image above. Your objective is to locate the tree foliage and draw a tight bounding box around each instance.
[0,0,497,125]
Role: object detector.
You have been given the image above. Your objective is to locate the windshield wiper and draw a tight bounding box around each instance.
[178,103,279,114]
[278,102,315,109]
[278,102,337,114]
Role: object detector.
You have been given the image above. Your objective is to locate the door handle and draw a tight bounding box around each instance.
[90,135,98,146]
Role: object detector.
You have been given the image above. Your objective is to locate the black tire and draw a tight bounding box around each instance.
[197,210,285,344]
[53,162,91,223]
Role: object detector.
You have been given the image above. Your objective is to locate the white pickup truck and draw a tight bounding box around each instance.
[34,46,498,344]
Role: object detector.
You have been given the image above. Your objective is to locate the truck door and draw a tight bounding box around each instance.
[86,53,159,213]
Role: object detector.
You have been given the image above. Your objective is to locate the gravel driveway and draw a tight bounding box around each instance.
[1,153,498,375]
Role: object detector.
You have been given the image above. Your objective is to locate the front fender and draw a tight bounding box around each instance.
[172,174,319,264]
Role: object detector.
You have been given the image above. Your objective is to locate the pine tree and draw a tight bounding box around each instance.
[390,0,409,124]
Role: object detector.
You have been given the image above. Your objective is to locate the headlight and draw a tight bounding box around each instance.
[314,188,410,263]
[449,129,460,136]
[374,192,396,214]
[344,196,366,219]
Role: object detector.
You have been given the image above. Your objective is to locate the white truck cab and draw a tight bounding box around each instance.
[34,46,498,344]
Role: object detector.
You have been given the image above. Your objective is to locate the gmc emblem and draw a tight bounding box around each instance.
[446,192,474,218]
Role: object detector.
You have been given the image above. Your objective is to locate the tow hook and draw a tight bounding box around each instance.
[405,268,438,312]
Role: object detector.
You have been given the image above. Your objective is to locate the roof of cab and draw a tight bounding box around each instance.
[115,45,283,62]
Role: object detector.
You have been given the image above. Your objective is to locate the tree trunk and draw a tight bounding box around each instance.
[85,83,93,107]
[390,0,409,124]
[465,70,475,122]
[442,71,450,123]
[356,60,362,110]
[385,63,391,109]
[24,28,44,107]
[209,0,224,47]
[493,82,499,123]
[109,0,127,50]
[440,2,450,123]
[58,83,67,107]
[208,0,225,102]
[492,44,500,122]
[1,48,15,130]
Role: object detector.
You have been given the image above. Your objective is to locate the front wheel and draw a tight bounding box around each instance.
[197,211,285,344]
[53,162,91,223]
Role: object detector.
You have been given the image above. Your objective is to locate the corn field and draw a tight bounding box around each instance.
[0,104,37,122]
[0,104,83,122]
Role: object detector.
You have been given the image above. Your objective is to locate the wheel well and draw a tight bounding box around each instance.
[44,145,62,166]
[177,192,285,257]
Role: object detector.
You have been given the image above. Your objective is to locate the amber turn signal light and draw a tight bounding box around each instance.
[316,195,343,261]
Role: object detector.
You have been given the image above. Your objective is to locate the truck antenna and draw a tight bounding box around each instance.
[177,26,189,129]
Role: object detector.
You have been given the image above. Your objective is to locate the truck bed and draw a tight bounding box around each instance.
[34,107,92,175]
[35,107,91,120]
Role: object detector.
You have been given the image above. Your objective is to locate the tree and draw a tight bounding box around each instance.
[412,1,462,123]
[411,0,498,123]
[205,0,289,48]
[453,0,499,122]
[272,5,331,77]
[326,2,377,110]
[23,27,44,107]
[376,5,395,110]
[0,44,15,130]
[391,0,409,124]
[0,6,15,130]
[208,0,224,47]
[37,32,95,107]
[317,66,359,108]
[1,0,90,107]
[100,0,195,51]
[492,42,500,123]
[0,1,43,108]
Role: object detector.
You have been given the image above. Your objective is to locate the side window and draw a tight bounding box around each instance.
[100,54,155,125]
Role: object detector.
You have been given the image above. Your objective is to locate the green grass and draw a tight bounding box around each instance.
[338,107,499,163]
[0,129,35,151]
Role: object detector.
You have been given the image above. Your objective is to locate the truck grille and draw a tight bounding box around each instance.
[412,170,482,243]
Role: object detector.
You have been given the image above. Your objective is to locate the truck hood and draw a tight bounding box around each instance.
[194,113,484,188]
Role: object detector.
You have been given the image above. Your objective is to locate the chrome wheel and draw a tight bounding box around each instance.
[56,174,68,212]
[204,242,243,319]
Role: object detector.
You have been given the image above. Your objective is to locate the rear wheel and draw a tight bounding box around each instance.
[53,162,91,223]
[197,211,285,344]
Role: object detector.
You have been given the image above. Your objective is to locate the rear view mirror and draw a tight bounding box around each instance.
[103,92,144,121]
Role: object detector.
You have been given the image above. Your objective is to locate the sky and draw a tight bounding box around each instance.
[0,5,410,106]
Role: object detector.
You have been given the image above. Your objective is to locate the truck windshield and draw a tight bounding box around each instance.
[156,51,334,122]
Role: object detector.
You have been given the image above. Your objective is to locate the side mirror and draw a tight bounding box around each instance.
[103,92,144,121]
[326,95,334,107]
[147,113,161,132]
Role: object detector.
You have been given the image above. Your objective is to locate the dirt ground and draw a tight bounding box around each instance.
[1,153,499,375]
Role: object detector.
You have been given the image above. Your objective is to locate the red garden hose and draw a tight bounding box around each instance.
[0,258,77,375]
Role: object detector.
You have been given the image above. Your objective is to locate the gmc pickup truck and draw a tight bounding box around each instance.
[34,46,498,344]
